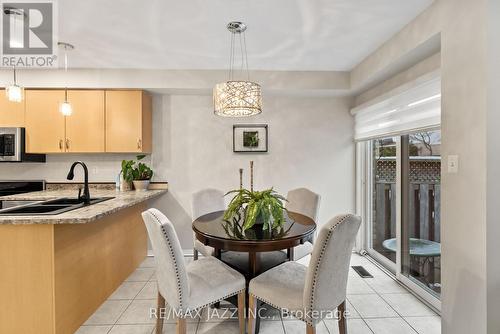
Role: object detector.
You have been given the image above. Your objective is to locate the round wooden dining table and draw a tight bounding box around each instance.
[192,210,316,279]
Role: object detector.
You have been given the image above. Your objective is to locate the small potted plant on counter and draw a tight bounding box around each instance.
[121,155,154,191]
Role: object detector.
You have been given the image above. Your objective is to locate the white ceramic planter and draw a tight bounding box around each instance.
[133,180,151,191]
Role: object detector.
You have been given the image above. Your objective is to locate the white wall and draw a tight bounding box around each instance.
[0,93,355,249]
[151,94,355,248]
[351,0,499,332]
[487,0,500,331]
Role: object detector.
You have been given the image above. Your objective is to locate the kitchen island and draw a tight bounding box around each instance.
[0,188,167,334]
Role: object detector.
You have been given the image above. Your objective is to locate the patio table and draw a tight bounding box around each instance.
[382,238,441,288]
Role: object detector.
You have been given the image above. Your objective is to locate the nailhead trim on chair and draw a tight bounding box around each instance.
[251,293,309,322]
[187,288,245,315]
[252,214,353,326]
[150,209,245,317]
[306,214,351,325]
[150,210,186,312]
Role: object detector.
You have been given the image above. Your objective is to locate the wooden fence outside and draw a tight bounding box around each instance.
[374,182,441,246]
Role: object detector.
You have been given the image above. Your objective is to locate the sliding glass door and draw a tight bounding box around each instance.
[354,76,441,308]
[364,130,441,307]
[401,130,441,298]
[367,137,398,270]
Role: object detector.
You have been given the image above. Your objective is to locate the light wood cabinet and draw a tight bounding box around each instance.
[0,89,25,127]
[25,90,66,153]
[65,90,105,153]
[105,90,152,153]
[24,89,152,154]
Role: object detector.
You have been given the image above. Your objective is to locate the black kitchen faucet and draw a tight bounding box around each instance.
[66,161,91,205]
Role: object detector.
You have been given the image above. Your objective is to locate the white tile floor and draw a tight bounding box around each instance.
[76,254,441,334]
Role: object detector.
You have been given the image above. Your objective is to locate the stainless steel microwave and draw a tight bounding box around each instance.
[0,128,45,162]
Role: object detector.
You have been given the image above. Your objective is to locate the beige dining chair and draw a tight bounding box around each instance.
[191,188,225,260]
[248,214,361,334]
[142,208,246,334]
[285,188,321,261]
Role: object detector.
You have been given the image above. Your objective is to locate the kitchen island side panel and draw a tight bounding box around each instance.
[53,203,148,334]
[0,224,56,334]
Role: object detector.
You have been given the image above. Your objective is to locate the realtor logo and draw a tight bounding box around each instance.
[1,1,58,67]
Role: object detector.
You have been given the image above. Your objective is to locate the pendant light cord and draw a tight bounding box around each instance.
[13,66,17,85]
[229,32,235,81]
[228,30,250,82]
[64,47,68,102]
[239,32,244,75]
[243,31,250,81]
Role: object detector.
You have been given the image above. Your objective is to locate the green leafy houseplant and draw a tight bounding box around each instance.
[132,155,154,180]
[223,188,287,231]
[121,155,154,181]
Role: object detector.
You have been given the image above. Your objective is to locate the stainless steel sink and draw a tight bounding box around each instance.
[0,197,114,216]
[40,197,113,206]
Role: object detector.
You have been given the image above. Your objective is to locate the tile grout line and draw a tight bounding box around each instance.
[323,319,338,334]
[193,316,201,334]
[107,277,151,332]
[92,255,431,334]
[279,310,287,334]
[109,299,135,332]
[321,319,331,334]
[345,296,375,334]
[359,277,420,334]
[349,254,422,333]
[371,278,436,333]
[362,254,441,314]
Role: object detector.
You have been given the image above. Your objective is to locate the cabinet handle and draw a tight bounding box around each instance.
[65,139,70,150]
[137,139,142,149]
[59,139,63,150]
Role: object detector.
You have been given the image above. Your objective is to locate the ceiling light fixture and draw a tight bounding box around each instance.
[5,67,23,103]
[213,21,262,117]
[58,42,74,116]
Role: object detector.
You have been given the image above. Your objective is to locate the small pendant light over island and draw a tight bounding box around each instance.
[58,42,75,116]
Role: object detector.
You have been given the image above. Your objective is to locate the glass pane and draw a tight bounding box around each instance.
[371,137,397,264]
[402,130,441,298]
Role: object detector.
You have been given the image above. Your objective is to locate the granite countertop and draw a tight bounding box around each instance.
[0,189,167,225]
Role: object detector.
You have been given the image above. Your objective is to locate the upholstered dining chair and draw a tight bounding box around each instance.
[285,188,321,261]
[248,214,361,334]
[191,188,225,260]
[142,208,246,334]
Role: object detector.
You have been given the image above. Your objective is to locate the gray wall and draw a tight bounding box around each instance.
[487,0,500,331]
[0,93,355,250]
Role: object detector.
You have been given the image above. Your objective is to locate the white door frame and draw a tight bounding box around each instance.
[357,137,441,312]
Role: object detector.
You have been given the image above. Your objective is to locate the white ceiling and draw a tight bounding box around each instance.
[58,0,433,71]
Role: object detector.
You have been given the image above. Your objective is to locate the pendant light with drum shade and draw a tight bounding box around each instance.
[213,22,262,117]
[58,42,74,116]
[5,67,23,103]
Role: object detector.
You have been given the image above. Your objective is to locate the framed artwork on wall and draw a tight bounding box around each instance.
[233,124,268,153]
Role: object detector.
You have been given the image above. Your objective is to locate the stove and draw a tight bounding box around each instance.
[0,180,45,196]
[0,181,45,209]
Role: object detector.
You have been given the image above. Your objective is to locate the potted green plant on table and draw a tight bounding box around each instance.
[223,188,287,231]
[121,155,154,191]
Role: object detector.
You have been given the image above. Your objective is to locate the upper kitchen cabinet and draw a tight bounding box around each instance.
[65,90,105,152]
[105,90,152,153]
[0,90,25,127]
[25,90,66,153]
